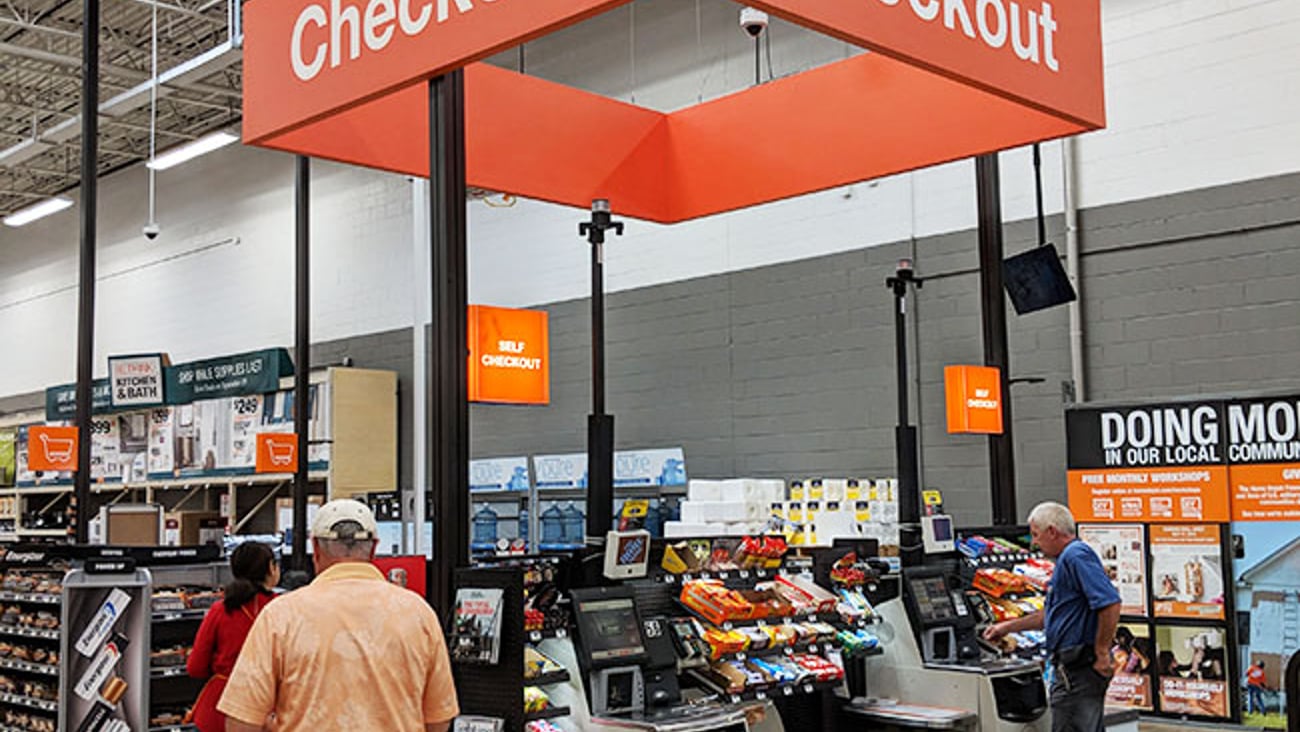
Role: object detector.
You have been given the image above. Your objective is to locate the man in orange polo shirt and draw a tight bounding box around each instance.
[219,499,459,731]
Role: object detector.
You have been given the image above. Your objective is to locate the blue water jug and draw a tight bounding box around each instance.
[472,504,498,545]
[541,504,565,544]
[519,504,530,545]
[645,501,662,537]
[561,502,585,546]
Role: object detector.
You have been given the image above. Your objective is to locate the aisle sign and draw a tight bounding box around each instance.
[108,354,169,408]
[1149,525,1226,620]
[255,433,298,473]
[468,305,549,405]
[45,379,113,420]
[27,425,78,472]
[944,365,1003,434]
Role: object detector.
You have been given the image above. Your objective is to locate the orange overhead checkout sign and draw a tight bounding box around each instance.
[241,0,1106,223]
[944,365,1004,434]
[468,305,550,405]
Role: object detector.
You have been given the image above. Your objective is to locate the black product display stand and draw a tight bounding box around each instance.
[451,566,530,732]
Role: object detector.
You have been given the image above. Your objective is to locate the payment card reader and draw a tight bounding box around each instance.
[921,514,955,554]
[901,567,980,665]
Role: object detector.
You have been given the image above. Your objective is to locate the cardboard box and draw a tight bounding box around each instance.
[164,511,225,546]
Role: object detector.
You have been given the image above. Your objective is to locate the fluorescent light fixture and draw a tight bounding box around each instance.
[4,196,73,227]
[147,130,239,171]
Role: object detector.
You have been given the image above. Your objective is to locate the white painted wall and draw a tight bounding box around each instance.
[1,0,1297,399]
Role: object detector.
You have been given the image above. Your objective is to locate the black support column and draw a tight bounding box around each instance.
[429,71,469,613]
[74,0,100,543]
[581,202,622,547]
[975,154,1017,525]
[292,156,310,569]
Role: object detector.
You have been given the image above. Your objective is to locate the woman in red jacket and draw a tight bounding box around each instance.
[186,542,279,732]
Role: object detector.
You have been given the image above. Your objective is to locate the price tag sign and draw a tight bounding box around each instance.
[719,572,730,580]
[810,644,819,653]
[529,631,542,642]
[739,570,751,579]
[783,686,794,696]
[730,695,741,704]
[804,684,814,694]
[737,652,747,661]
[556,628,567,638]
[757,570,767,578]
[756,691,767,700]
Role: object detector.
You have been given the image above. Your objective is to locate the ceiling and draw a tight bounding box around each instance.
[0,0,242,217]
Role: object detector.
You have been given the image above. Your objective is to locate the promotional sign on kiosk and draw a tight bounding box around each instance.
[468,305,549,405]
[944,365,1003,434]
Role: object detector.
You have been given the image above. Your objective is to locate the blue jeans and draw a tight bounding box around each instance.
[1247,685,1266,714]
[1051,664,1108,732]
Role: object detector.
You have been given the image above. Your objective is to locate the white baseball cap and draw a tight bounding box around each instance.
[310,499,379,540]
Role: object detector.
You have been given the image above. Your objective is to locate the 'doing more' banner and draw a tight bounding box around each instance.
[1066,396,1300,522]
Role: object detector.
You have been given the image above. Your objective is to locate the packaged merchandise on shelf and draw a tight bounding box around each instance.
[523,685,552,713]
[525,720,564,732]
[523,646,565,680]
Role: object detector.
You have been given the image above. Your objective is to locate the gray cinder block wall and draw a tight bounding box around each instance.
[2,173,1297,525]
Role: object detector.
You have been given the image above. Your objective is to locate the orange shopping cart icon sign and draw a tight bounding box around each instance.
[28,426,79,472]
[256,433,299,473]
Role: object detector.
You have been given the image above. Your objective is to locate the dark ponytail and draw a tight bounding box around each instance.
[225,542,276,613]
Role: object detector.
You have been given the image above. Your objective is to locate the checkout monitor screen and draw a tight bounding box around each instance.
[909,575,958,623]
[575,598,647,663]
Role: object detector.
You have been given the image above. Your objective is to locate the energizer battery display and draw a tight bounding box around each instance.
[59,568,152,732]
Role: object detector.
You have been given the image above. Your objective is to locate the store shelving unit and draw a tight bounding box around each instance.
[0,565,62,732]
[0,366,397,540]
[146,562,226,732]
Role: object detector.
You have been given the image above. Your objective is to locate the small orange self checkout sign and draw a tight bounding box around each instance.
[945,365,1004,434]
[468,305,550,405]
[27,425,79,472]
[256,433,299,473]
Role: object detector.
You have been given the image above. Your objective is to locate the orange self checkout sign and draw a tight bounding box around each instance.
[944,365,1003,434]
[468,305,550,405]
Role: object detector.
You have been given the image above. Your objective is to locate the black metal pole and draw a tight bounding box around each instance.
[975,154,1017,525]
[73,0,100,544]
[581,201,621,546]
[1032,143,1046,247]
[292,156,310,570]
[887,264,921,566]
[429,71,469,613]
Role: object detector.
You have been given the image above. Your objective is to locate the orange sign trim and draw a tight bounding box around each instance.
[243,0,1104,224]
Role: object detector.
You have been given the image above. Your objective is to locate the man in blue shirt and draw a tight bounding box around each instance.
[983,502,1121,732]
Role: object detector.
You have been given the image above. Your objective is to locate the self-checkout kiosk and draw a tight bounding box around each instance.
[569,586,750,731]
[865,567,1049,731]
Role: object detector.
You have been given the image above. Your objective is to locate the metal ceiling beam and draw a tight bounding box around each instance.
[0,39,240,98]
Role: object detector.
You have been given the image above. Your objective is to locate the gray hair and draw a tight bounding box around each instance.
[315,520,376,559]
[1027,501,1076,536]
